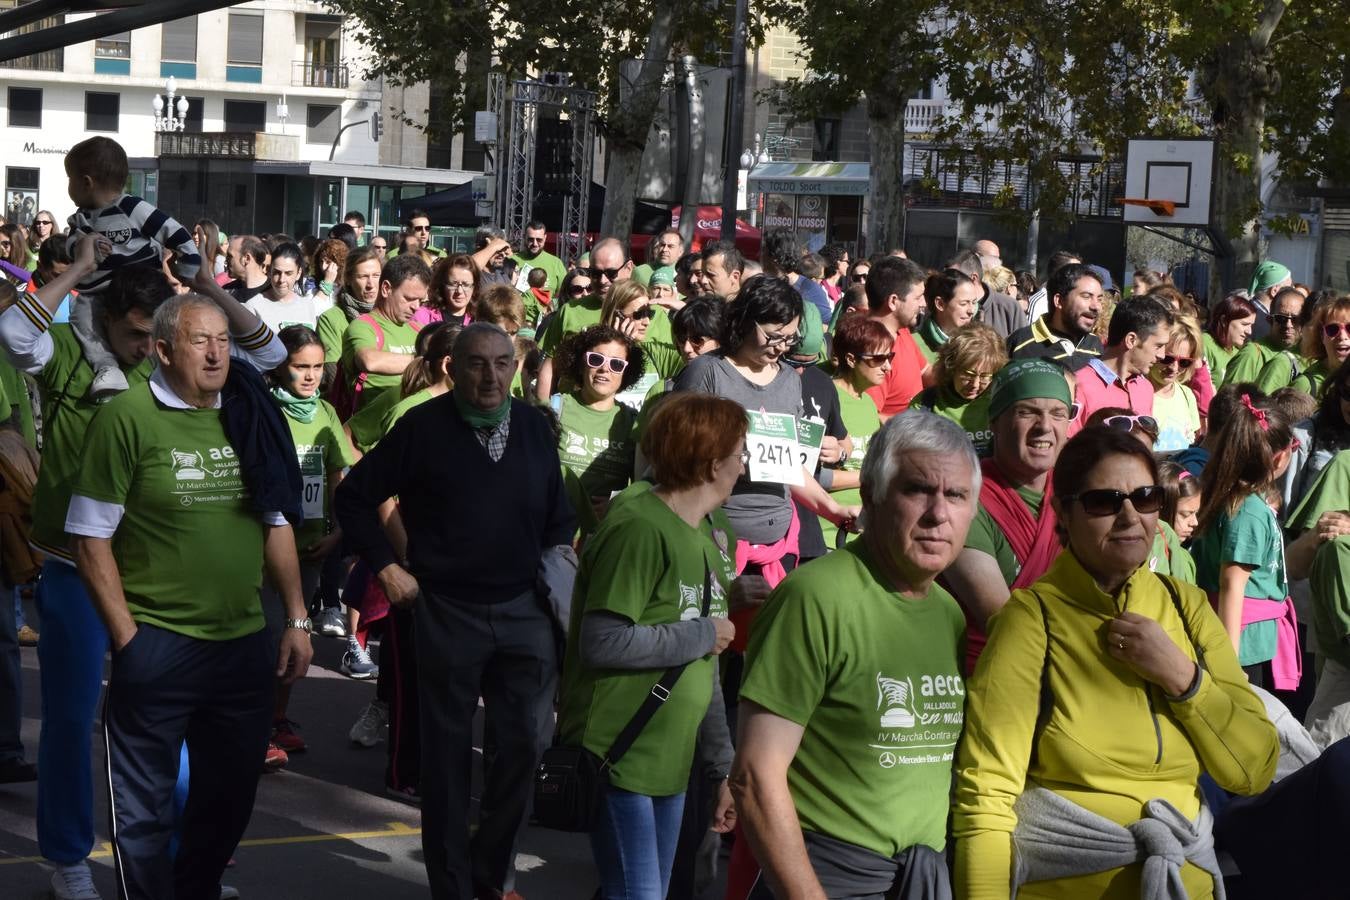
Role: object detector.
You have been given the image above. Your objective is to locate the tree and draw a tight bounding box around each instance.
[760,0,944,252]
[334,0,731,240]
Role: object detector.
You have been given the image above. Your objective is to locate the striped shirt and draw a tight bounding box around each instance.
[66,194,201,294]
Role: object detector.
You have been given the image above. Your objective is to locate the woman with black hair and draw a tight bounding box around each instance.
[245,241,320,333]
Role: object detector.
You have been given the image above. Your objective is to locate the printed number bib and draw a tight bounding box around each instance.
[301,475,324,520]
[796,418,825,473]
[746,411,803,485]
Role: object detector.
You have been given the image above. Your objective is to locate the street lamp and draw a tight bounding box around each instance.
[151,76,190,133]
[739,134,772,227]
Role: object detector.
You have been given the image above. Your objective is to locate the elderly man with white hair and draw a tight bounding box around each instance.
[727,410,980,900]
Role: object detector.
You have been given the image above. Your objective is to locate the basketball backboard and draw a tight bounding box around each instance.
[1122,138,1215,228]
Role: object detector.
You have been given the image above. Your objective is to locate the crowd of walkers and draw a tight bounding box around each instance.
[1,135,1350,900]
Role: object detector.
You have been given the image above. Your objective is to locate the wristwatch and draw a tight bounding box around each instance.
[285,617,313,634]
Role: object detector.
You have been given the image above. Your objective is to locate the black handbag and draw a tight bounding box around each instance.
[533,561,712,832]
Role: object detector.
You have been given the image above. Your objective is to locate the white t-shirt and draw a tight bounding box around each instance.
[244,292,324,334]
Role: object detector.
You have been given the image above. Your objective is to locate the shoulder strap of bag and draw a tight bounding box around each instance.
[1157,573,1207,672]
[602,560,713,771]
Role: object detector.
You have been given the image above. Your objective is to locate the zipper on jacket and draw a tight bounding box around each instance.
[1144,685,1163,764]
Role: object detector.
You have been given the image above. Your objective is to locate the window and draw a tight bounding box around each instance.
[7,87,41,128]
[306,104,340,145]
[95,31,130,59]
[223,99,266,133]
[161,16,197,63]
[5,168,40,227]
[85,92,120,132]
[812,118,841,162]
[183,97,204,134]
[227,13,263,65]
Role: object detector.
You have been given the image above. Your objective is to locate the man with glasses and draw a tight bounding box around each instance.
[1225,287,1307,388]
[538,236,675,356]
[941,359,1075,672]
[511,219,566,295]
[1071,296,1173,434]
[394,209,445,265]
[369,235,388,261]
[632,228,684,288]
[1246,259,1293,343]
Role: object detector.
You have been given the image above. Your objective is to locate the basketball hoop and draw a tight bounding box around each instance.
[1119,197,1177,217]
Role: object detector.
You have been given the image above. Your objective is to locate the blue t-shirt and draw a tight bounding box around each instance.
[793,277,832,324]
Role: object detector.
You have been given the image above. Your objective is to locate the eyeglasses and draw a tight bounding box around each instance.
[739,448,752,467]
[1102,414,1159,435]
[755,322,801,349]
[445,281,473,292]
[861,351,896,365]
[584,351,628,373]
[586,266,626,282]
[1324,322,1350,339]
[957,368,995,384]
[1065,486,1164,517]
[1159,355,1195,369]
[1270,314,1299,328]
[567,283,591,296]
[617,306,655,322]
[851,272,869,283]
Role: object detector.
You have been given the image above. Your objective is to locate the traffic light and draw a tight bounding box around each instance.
[369,111,383,142]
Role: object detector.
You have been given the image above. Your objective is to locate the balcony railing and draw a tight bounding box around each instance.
[294,61,348,89]
[904,99,944,133]
[0,12,63,71]
[157,131,257,160]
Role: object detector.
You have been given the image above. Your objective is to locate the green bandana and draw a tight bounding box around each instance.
[650,267,676,288]
[453,388,511,430]
[270,385,319,423]
[988,358,1073,421]
[1249,261,1291,298]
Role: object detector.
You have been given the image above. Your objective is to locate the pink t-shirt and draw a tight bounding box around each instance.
[1071,357,1155,436]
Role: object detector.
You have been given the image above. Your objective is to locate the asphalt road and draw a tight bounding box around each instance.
[0,628,600,899]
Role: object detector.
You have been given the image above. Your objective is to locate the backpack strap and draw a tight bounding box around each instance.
[1157,573,1207,673]
[356,313,385,351]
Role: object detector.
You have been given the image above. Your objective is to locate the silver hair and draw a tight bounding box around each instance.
[861,409,982,508]
[152,294,224,352]
[451,321,512,362]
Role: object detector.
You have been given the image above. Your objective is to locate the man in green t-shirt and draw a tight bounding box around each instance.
[1226,287,1307,387]
[731,411,979,894]
[511,220,568,295]
[67,294,310,899]
[339,253,429,412]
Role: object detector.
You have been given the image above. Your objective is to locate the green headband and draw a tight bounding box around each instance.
[1249,261,1291,297]
[988,359,1073,421]
[649,266,676,287]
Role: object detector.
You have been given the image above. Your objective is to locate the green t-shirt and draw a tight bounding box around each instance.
[538,295,674,355]
[317,305,351,364]
[1255,350,1314,394]
[30,326,154,559]
[345,387,402,454]
[556,394,637,500]
[513,250,568,296]
[740,540,966,856]
[0,356,36,447]
[820,385,881,550]
[73,384,266,641]
[340,311,420,410]
[382,387,435,436]
[280,397,357,551]
[963,484,1043,585]
[1191,492,1283,666]
[558,488,735,795]
[912,385,994,458]
[641,339,686,381]
[1224,336,1280,386]
[1147,520,1193,583]
[1203,333,1240,386]
[1291,359,1333,400]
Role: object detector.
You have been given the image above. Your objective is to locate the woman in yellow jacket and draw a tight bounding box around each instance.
[953,426,1279,900]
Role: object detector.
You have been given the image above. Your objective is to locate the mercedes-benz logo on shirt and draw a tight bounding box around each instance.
[878,752,897,769]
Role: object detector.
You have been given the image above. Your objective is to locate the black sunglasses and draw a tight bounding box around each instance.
[1270,314,1299,328]
[618,306,655,322]
[566,283,591,296]
[1159,355,1195,369]
[587,266,626,282]
[1064,486,1164,517]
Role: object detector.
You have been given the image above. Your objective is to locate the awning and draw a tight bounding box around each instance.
[748,162,869,196]
[250,159,472,187]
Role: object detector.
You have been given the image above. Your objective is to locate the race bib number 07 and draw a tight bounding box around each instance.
[746,411,803,486]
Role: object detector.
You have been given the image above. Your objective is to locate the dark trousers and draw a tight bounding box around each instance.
[104,624,273,900]
[415,589,557,900]
[0,576,21,764]
[384,605,420,791]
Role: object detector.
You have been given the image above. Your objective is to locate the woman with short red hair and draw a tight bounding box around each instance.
[1203,292,1258,384]
[557,392,746,900]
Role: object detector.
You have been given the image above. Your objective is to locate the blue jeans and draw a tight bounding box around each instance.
[589,786,687,900]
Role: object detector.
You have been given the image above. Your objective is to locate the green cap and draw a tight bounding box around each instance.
[649,266,676,288]
[987,358,1073,421]
[1249,260,1291,297]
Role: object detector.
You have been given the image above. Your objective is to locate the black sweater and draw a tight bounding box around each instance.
[335,393,576,603]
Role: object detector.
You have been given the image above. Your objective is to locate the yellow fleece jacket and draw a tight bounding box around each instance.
[952,549,1279,900]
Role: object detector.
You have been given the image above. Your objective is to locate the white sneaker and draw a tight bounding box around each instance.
[51,861,100,899]
[349,699,388,747]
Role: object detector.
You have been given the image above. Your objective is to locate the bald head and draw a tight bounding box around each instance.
[589,237,632,300]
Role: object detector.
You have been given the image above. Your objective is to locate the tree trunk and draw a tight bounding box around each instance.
[866,92,907,254]
[1198,0,1285,297]
[678,54,705,247]
[599,3,677,241]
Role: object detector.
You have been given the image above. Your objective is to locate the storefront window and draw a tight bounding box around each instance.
[5,167,39,226]
[794,194,829,252]
[827,195,862,249]
[763,194,795,232]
